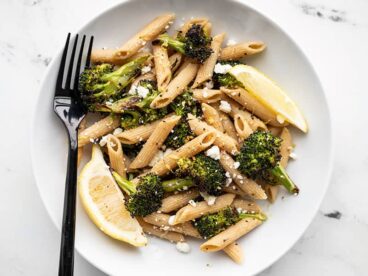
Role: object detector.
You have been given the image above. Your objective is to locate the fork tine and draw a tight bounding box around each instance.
[73,35,86,91]
[65,34,79,90]
[85,36,94,69]
[56,33,71,90]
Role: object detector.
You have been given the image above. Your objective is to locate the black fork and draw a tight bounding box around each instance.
[53,33,94,276]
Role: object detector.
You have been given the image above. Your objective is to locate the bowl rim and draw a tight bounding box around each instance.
[30,0,334,274]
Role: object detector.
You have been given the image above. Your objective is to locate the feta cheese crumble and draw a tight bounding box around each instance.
[200,192,217,206]
[136,85,150,98]
[233,161,240,169]
[214,63,233,74]
[168,215,176,225]
[226,39,237,46]
[141,65,151,74]
[289,152,298,159]
[113,128,123,135]
[188,200,197,207]
[99,135,108,147]
[219,100,232,113]
[176,242,191,253]
[205,145,220,160]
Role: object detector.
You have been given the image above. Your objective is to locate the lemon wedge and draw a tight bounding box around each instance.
[229,65,308,132]
[78,144,147,246]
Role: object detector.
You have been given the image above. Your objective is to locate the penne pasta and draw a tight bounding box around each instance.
[192,33,225,88]
[187,114,239,154]
[143,213,201,238]
[193,89,222,103]
[115,115,174,144]
[220,151,267,200]
[233,113,253,141]
[106,134,126,178]
[131,72,156,87]
[265,127,293,202]
[159,189,200,213]
[268,126,282,136]
[150,62,199,108]
[153,44,172,91]
[201,103,224,132]
[138,219,185,243]
[77,118,87,167]
[219,112,238,142]
[169,52,183,73]
[151,131,216,176]
[129,115,181,169]
[173,193,236,225]
[221,87,285,126]
[92,13,175,63]
[223,242,243,264]
[231,199,262,213]
[78,114,120,147]
[200,218,262,252]
[219,41,266,60]
[223,185,248,198]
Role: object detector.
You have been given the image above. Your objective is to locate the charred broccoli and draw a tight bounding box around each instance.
[193,206,267,239]
[164,120,194,149]
[236,130,299,194]
[176,154,226,196]
[78,55,149,110]
[213,60,242,89]
[112,172,164,217]
[154,24,212,63]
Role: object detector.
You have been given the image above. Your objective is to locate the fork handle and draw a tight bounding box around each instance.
[59,132,78,276]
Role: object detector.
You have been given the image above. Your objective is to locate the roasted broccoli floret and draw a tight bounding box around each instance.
[193,207,267,239]
[213,60,242,89]
[112,172,164,217]
[176,154,226,196]
[164,119,194,149]
[236,130,299,194]
[78,55,149,110]
[155,24,212,63]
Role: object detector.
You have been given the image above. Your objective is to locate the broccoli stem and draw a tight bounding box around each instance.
[156,34,185,54]
[270,165,299,194]
[162,178,195,192]
[112,171,137,195]
[238,212,267,221]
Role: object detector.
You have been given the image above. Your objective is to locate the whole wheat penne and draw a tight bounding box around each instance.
[223,185,248,197]
[151,131,216,176]
[153,45,171,91]
[159,189,200,213]
[221,87,285,126]
[106,134,126,178]
[173,193,236,225]
[115,115,174,144]
[138,219,185,243]
[192,33,225,88]
[222,93,267,131]
[131,72,156,87]
[200,218,262,252]
[187,114,239,154]
[223,242,243,264]
[169,53,183,73]
[268,126,282,136]
[90,50,153,66]
[77,118,87,166]
[233,114,253,141]
[202,103,224,131]
[129,115,181,169]
[150,62,199,108]
[265,127,293,202]
[220,151,267,200]
[143,213,201,238]
[219,112,238,142]
[179,17,212,36]
[78,115,120,147]
[219,41,266,60]
[231,199,262,213]
[193,89,222,103]
[92,13,175,63]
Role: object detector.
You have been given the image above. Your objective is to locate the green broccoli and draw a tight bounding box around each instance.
[193,206,267,239]
[154,24,212,63]
[78,55,149,110]
[175,154,226,196]
[112,172,164,217]
[212,60,242,89]
[236,130,299,194]
[164,120,194,149]
[161,178,195,192]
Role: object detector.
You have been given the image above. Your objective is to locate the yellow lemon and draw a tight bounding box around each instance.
[229,65,308,132]
[78,144,147,246]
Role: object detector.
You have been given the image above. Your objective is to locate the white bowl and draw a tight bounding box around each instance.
[31,0,333,275]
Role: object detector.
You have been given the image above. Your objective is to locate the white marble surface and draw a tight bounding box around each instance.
[0,0,367,275]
